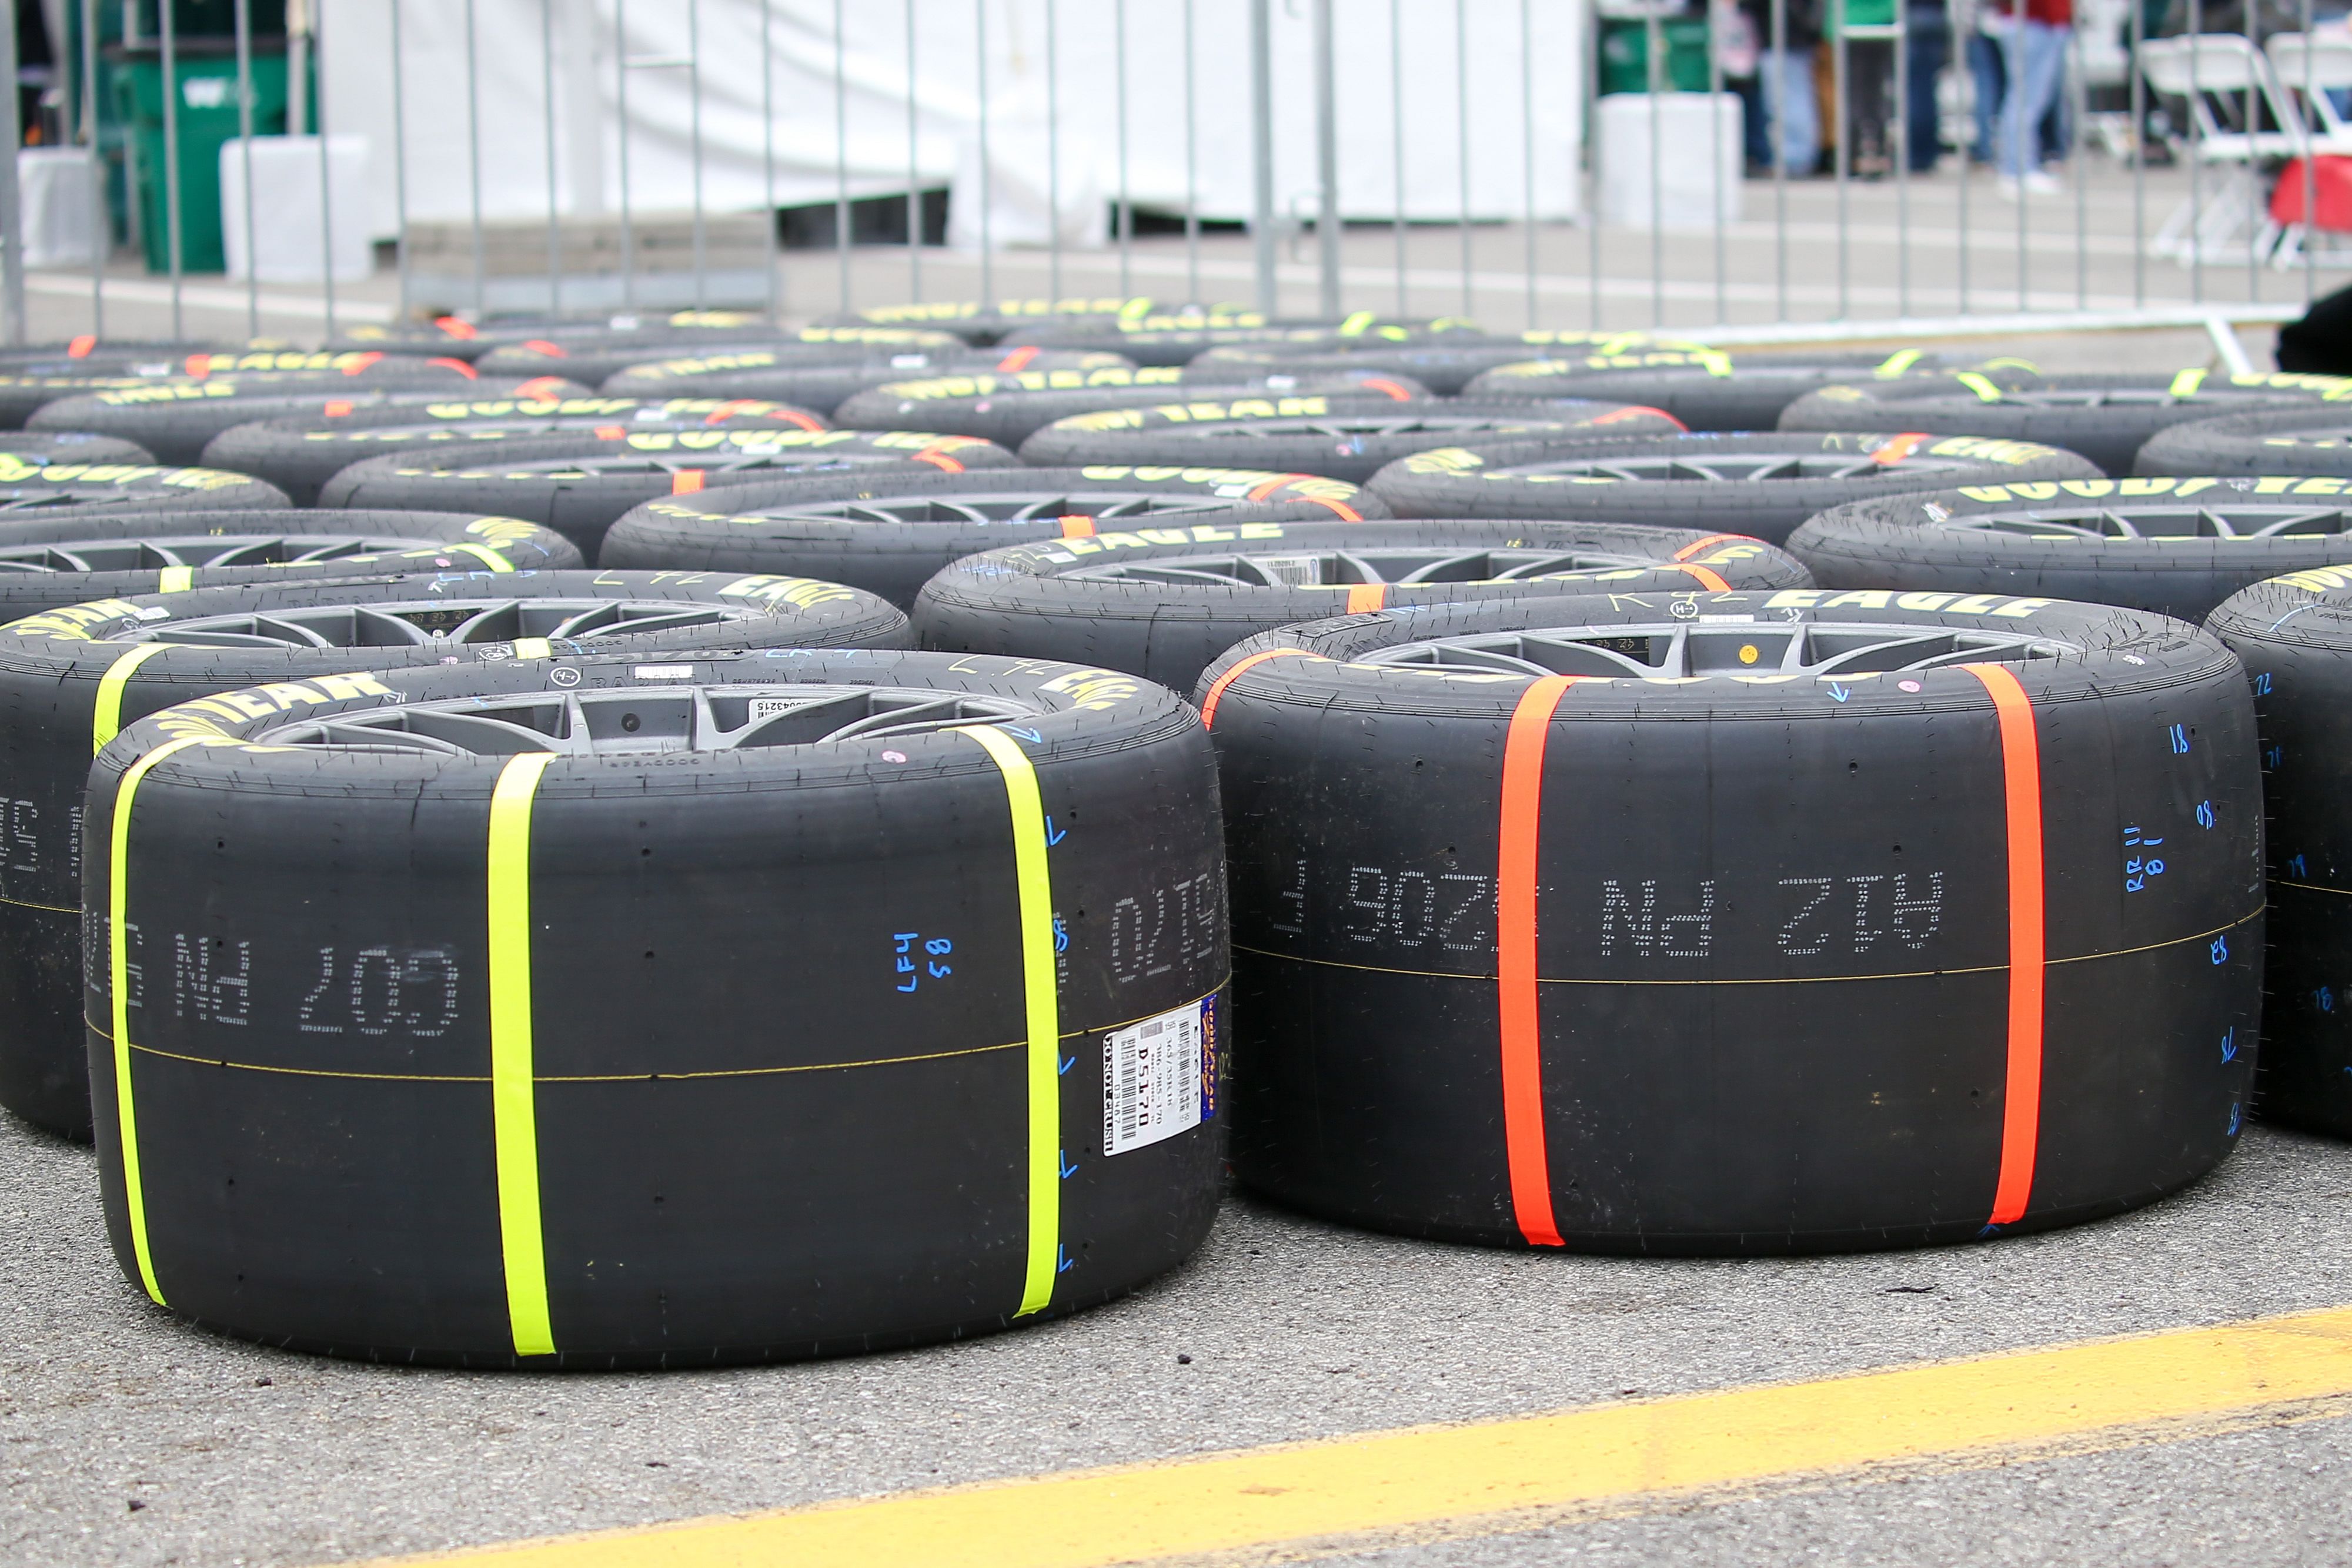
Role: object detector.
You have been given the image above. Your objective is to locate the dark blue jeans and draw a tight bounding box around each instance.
[1905,5,1948,171]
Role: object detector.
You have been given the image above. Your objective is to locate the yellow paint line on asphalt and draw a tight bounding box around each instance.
[369,1304,2352,1568]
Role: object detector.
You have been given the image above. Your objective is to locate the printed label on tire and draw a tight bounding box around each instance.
[1104,999,1208,1155]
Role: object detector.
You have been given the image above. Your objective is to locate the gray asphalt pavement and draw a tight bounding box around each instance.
[3,1106,2348,1567]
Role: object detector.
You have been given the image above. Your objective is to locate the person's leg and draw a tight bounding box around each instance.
[1905,4,1949,171]
[1996,22,2032,177]
[1764,45,1822,171]
[1853,40,1894,173]
[1968,31,2004,162]
[2017,20,2070,170]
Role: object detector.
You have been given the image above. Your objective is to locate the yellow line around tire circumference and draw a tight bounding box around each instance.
[359,1303,2352,1568]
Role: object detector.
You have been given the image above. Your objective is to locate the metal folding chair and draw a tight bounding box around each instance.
[2140,33,2310,265]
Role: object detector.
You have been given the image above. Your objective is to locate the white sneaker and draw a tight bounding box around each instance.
[2022,169,2063,195]
[1996,175,2023,200]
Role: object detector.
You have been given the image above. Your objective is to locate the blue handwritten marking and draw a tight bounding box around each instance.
[2254,671,2273,695]
[1006,726,1044,744]
[1060,1151,1078,1180]
[2290,854,2309,878]
[1828,682,1851,703]
[2196,800,2215,830]
[894,932,954,993]
[1053,915,1069,954]
[1045,815,1067,845]
[1058,1052,1075,1076]
[2227,1102,2243,1136]
[2319,987,2336,1014]
[1057,1244,1074,1275]
[2169,723,2190,754]
[2210,936,2229,964]
[2221,1028,2238,1064]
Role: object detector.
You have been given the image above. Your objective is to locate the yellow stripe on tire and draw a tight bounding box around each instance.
[487,750,559,1358]
[954,723,1063,1319]
[108,734,217,1306]
[92,644,174,754]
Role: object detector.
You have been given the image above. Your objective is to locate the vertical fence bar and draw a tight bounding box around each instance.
[834,0,850,312]
[1709,0,1727,326]
[1771,0,1788,320]
[1314,0,1340,317]
[763,0,779,317]
[161,0,183,337]
[2304,0,2317,300]
[904,0,920,300]
[1045,0,1061,300]
[1893,2,1909,316]
[617,0,636,313]
[2187,0,2201,304]
[1250,0,1277,314]
[1646,9,1663,327]
[977,0,992,303]
[2129,0,2144,305]
[689,0,706,310]
[543,0,562,316]
[1524,0,1538,327]
[1457,0,1473,317]
[235,0,257,337]
[1833,0,1850,319]
[2009,0,2026,310]
[82,0,103,337]
[2244,53,2257,304]
[1116,0,1131,299]
[1588,0,1603,327]
[1184,0,1200,303]
[313,0,335,336]
[0,0,21,346]
[392,0,409,323]
[1391,0,1407,316]
[465,0,485,319]
[1952,0,1968,312]
[2071,21,2087,309]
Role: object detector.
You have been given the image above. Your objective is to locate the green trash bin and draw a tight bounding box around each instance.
[1599,17,1716,95]
[111,42,290,275]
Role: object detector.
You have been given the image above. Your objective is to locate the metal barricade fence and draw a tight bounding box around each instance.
[0,0,2340,361]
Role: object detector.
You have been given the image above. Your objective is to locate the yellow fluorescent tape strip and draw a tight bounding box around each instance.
[91,643,174,754]
[109,734,213,1306]
[449,543,513,571]
[487,751,558,1358]
[952,723,1060,1319]
[373,1304,2352,1568]
[155,566,193,593]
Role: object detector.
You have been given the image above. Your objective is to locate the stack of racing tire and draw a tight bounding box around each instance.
[0,305,2334,1372]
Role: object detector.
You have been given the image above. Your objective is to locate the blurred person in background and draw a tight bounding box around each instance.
[1905,0,1952,170]
[1830,0,1901,175]
[1739,0,1825,172]
[1988,0,2073,192]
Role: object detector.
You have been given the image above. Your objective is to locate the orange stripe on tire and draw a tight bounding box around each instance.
[1362,377,1415,402]
[1960,662,2045,1229]
[515,376,569,400]
[1869,432,1928,465]
[66,335,94,358]
[996,346,1042,372]
[1198,648,1318,730]
[1058,515,1097,539]
[322,400,355,417]
[671,470,706,494]
[1498,675,1575,1248]
[1673,564,1730,591]
[1345,584,1388,614]
[913,449,966,472]
[1671,533,1745,560]
[434,315,480,340]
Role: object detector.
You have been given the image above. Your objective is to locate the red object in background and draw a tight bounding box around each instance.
[2271,158,2352,233]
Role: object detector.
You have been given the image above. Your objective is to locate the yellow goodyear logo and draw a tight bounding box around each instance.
[153,673,400,740]
[1073,465,1359,502]
[1920,434,2067,466]
[666,309,761,327]
[1037,666,1142,712]
[92,382,242,406]
[2,597,146,641]
[877,367,1187,399]
[1951,476,2269,503]
[185,350,388,374]
[2267,563,2352,594]
[2230,372,2352,400]
[791,326,956,346]
[715,574,862,608]
[621,429,856,454]
[420,397,640,419]
[636,352,784,376]
[1064,398,1338,431]
[1037,523,1289,561]
[1396,447,1490,476]
[1768,588,2057,616]
[465,517,549,543]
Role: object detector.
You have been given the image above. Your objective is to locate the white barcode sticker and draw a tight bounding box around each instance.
[1102,999,1208,1156]
[633,664,693,680]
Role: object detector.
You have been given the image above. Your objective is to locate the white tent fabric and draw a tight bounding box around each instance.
[319,0,1583,245]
